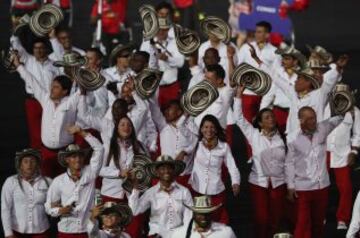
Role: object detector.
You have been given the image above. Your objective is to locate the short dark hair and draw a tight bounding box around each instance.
[53,75,72,95]
[298,106,315,119]
[155,1,174,15]
[86,47,103,60]
[256,21,272,33]
[55,26,71,35]
[32,38,51,53]
[133,51,150,63]
[162,99,182,112]
[206,64,225,79]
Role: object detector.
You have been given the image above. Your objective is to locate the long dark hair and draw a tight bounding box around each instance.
[252,108,275,131]
[17,157,49,191]
[197,114,226,142]
[106,115,145,168]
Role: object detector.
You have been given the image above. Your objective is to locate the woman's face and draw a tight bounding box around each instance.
[20,156,38,178]
[117,118,133,139]
[201,121,217,141]
[259,111,276,131]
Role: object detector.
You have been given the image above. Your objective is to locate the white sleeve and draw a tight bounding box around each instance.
[148,95,167,131]
[351,108,360,148]
[77,95,103,132]
[87,219,101,238]
[10,35,29,62]
[45,179,61,217]
[167,43,185,68]
[99,142,121,179]
[1,178,14,237]
[182,189,194,226]
[347,191,360,238]
[260,84,276,109]
[320,67,341,99]
[50,38,65,61]
[129,92,148,133]
[224,144,241,186]
[85,134,104,178]
[17,65,47,104]
[233,98,257,143]
[285,142,296,190]
[128,189,151,216]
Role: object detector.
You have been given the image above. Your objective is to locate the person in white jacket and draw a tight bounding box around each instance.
[347,191,360,238]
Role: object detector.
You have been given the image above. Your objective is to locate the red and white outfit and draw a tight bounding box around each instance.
[140,35,185,108]
[45,134,104,238]
[129,182,193,238]
[17,65,81,178]
[1,175,52,238]
[190,140,240,224]
[11,0,38,14]
[260,66,297,134]
[148,97,198,187]
[347,191,360,238]
[285,116,343,238]
[11,36,60,150]
[234,98,286,238]
[327,108,360,225]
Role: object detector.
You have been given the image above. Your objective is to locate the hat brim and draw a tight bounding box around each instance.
[57,148,91,167]
[296,71,320,89]
[145,160,186,178]
[15,150,41,171]
[109,44,135,66]
[100,203,133,227]
[184,202,223,214]
[53,58,87,68]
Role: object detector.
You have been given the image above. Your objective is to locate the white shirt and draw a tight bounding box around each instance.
[285,117,343,191]
[171,221,237,238]
[195,85,235,129]
[134,104,158,152]
[197,40,238,85]
[17,65,81,149]
[45,134,104,233]
[149,97,198,175]
[347,191,360,238]
[1,175,52,237]
[11,36,60,94]
[234,98,286,188]
[260,63,341,142]
[260,67,298,109]
[237,41,280,95]
[103,66,133,85]
[140,36,185,86]
[327,107,360,168]
[87,219,131,238]
[190,141,241,195]
[187,65,205,90]
[129,182,193,238]
[49,38,86,62]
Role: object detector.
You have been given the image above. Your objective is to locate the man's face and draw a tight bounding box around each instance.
[65,154,84,171]
[203,50,220,67]
[294,75,312,93]
[102,213,121,229]
[116,54,130,69]
[164,104,182,123]
[157,8,170,18]
[33,42,47,60]
[58,31,72,50]
[20,156,38,177]
[300,108,317,133]
[130,55,146,73]
[50,80,68,100]
[86,51,101,70]
[205,71,220,87]
[254,26,269,43]
[281,55,297,69]
[194,213,212,229]
[156,164,175,182]
[208,33,221,44]
[157,29,169,41]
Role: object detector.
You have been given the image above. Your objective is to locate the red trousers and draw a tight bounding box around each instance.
[226,124,234,148]
[241,94,262,160]
[25,98,42,149]
[272,106,289,135]
[176,174,191,189]
[294,187,329,238]
[13,230,50,238]
[158,81,181,109]
[101,195,145,238]
[41,146,65,178]
[57,232,88,238]
[191,190,229,224]
[249,183,286,238]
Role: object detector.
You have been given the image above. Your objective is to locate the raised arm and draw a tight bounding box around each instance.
[148,93,167,131]
[224,143,241,196]
[10,35,29,62]
[77,95,103,132]
[128,188,152,216]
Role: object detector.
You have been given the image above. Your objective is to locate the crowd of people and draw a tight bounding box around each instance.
[2,1,360,238]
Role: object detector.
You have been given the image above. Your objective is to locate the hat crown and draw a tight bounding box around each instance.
[63,53,80,64]
[158,16,171,29]
[334,83,351,93]
[66,144,80,152]
[156,155,174,163]
[193,196,213,209]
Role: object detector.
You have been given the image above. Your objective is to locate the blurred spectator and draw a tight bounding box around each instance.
[10,0,39,30]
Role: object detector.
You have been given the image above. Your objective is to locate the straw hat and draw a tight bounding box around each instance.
[306,45,333,65]
[134,68,163,99]
[58,144,90,167]
[145,155,185,178]
[275,44,306,69]
[29,4,64,37]
[200,16,231,44]
[15,148,41,172]
[329,83,356,115]
[173,24,201,56]
[100,202,133,228]
[71,67,106,91]
[273,233,293,238]
[295,67,321,90]
[139,4,159,41]
[53,52,87,67]
[184,196,222,214]
[108,43,135,66]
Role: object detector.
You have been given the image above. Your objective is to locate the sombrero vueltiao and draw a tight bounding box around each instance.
[329,83,356,115]
[139,4,159,41]
[145,155,185,178]
[15,148,41,172]
[275,44,307,70]
[53,52,87,67]
[200,16,231,44]
[29,4,64,37]
[58,144,90,167]
[13,14,31,36]
[108,43,136,67]
[231,63,272,96]
[307,58,330,71]
[295,67,321,90]
[306,45,333,65]
[100,202,133,228]
[181,80,219,117]
[184,196,222,214]
[273,233,293,238]
[71,67,106,91]
[134,68,163,99]
[173,24,201,56]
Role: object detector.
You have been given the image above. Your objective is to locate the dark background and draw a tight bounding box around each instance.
[0,0,360,237]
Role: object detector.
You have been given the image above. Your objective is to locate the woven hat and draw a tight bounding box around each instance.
[181,80,219,116]
[139,4,159,41]
[231,63,272,95]
[15,148,41,172]
[29,4,64,37]
[108,43,135,66]
[53,52,87,67]
[275,44,306,69]
[122,154,153,193]
[1,49,17,73]
[13,14,31,36]
[329,83,356,115]
[134,68,163,99]
[200,16,231,44]
[295,67,321,90]
[100,202,133,228]
[307,58,330,71]
[273,233,293,238]
[71,67,106,91]
[184,196,222,214]
[145,155,185,178]
[173,24,201,56]
[306,45,333,65]
[58,144,90,167]
[158,16,171,30]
